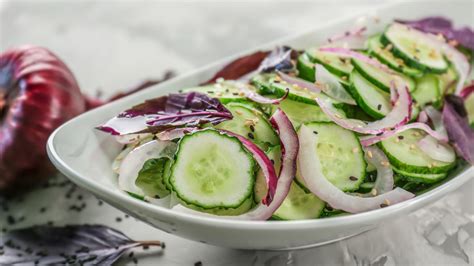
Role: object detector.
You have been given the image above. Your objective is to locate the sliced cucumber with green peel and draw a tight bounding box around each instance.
[348,70,391,119]
[305,48,353,77]
[295,122,366,191]
[181,196,254,216]
[277,99,331,128]
[412,74,442,108]
[297,53,316,82]
[367,34,423,78]
[170,129,256,209]
[379,128,456,174]
[465,92,474,128]
[382,23,448,73]
[438,65,459,95]
[215,102,279,149]
[254,146,325,220]
[351,58,416,92]
[272,182,325,220]
[251,73,275,95]
[136,158,171,198]
[393,167,448,184]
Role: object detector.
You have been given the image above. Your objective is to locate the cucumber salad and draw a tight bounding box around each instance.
[98,17,474,221]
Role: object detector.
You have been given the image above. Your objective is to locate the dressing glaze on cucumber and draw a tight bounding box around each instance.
[102,17,472,221]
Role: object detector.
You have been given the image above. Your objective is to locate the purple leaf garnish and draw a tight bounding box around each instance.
[97,92,233,135]
[257,46,296,73]
[442,95,474,164]
[0,224,163,265]
[396,16,474,51]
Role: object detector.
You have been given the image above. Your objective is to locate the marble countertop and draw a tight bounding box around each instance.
[1,1,473,265]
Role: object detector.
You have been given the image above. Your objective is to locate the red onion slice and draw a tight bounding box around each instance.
[277,71,321,94]
[118,140,177,197]
[316,79,412,135]
[363,146,394,195]
[155,127,197,141]
[173,109,298,220]
[460,83,474,99]
[318,47,395,74]
[314,64,356,105]
[359,122,449,147]
[324,27,367,50]
[298,125,414,213]
[115,133,152,144]
[417,110,429,123]
[234,81,289,104]
[418,135,456,163]
[424,106,448,138]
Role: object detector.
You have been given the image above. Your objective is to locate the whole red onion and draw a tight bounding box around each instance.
[0,46,86,192]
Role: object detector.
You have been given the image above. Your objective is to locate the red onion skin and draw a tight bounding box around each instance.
[0,46,86,192]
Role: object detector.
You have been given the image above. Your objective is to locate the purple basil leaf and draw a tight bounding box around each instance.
[442,95,474,164]
[396,16,474,51]
[258,46,296,73]
[97,92,233,135]
[0,224,163,265]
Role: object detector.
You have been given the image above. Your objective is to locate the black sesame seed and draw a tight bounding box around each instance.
[349,176,358,181]
[142,245,149,250]
[247,133,255,140]
[274,80,280,83]
[313,131,318,135]
[125,214,130,218]
[195,262,203,266]
[249,125,255,132]
[77,195,83,200]
[376,132,383,136]
[380,203,388,208]
[133,258,138,264]
[39,207,47,213]
[232,92,239,96]
[377,104,382,111]
[398,135,404,140]
[129,252,134,258]
[270,159,275,165]
[116,217,122,223]
[161,242,166,249]
[98,200,103,206]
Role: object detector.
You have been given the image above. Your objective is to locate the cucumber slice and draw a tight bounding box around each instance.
[382,23,448,73]
[182,82,247,104]
[305,48,353,77]
[254,146,325,220]
[272,182,325,220]
[367,34,424,78]
[358,182,375,193]
[215,102,279,149]
[135,158,171,198]
[181,196,254,216]
[295,122,366,191]
[351,58,416,92]
[251,73,275,95]
[170,129,256,209]
[297,53,316,82]
[393,167,448,184]
[379,128,456,174]
[348,70,391,119]
[277,99,331,128]
[412,74,442,108]
[438,64,459,95]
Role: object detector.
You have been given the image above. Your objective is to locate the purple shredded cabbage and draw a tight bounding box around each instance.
[97,92,232,135]
[396,16,474,51]
[442,95,474,164]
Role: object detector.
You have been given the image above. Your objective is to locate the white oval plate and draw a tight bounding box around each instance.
[47,1,474,250]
